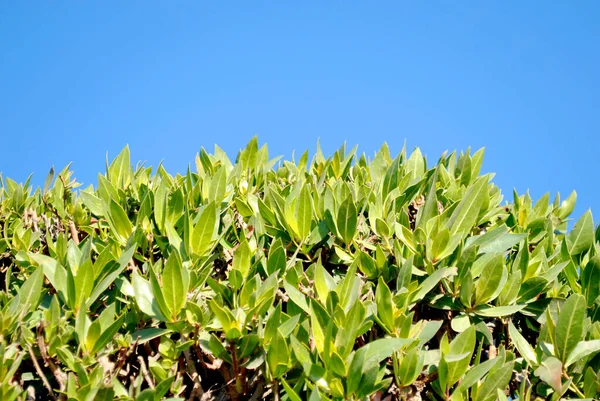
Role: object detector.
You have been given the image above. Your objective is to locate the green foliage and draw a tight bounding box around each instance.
[0,139,599,400]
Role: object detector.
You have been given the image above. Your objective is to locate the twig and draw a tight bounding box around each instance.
[68,221,79,245]
[137,356,155,389]
[184,349,205,400]
[37,324,67,394]
[26,345,57,401]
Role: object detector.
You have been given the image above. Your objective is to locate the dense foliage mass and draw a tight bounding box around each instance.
[1,138,599,401]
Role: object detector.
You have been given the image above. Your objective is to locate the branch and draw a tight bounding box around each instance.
[137,356,155,389]
[26,345,57,401]
[183,349,204,401]
[37,324,67,395]
[68,221,79,245]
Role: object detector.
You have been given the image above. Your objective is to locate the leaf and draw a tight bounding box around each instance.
[154,180,168,234]
[447,177,488,236]
[92,315,125,354]
[162,253,187,320]
[375,277,394,333]
[30,253,69,305]
[280,378,302,401]
[107,199,134,242]
[87,245,135,308]
[347,338,415,395]
[416,170,439,229]
[132,328,172,344]
[191,202,218,256]
[413,267,457,302]
[582,255,600,307]
[454,357,497,395]
[557,190,577,219]
[267,238,286,276]
[554,294,586,363]
[450,314,471,332]
[509,320,538,367]
[209,165,228,204]
[74,260,94,309]
[565,339,600,367]
[283,281,309,313]
[107,145,131,188]
[85,320,101,354]
[132,270,168,322]
[518,277,548,303]
[473,304,524,317]
[567,210,594,256]
[444,326,476,388]
[554,294,586,362]
[79,191,105,217]
[296,184,313,240]
[336,196,358,245]
[474,254,505,305]
[474,362,514,401]
[398,346,424,386]
[467,225,527,255]
[267,331,289,378]
[232,238,251,281]
[17,267,44,313]
[534,357,563,393]
[43,166,55,194]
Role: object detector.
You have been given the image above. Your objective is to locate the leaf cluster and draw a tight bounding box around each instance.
[0,138,599,400]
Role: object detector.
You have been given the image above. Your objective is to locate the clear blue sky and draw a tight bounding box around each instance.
[1,2,599,221]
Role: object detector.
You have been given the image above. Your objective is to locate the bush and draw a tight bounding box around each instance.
[1,138,599,401]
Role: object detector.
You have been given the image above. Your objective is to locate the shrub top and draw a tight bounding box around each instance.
[1,138,599,401]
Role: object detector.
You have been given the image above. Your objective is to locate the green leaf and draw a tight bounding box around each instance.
[74,260,94,309]
[79,191,106,217]
[416,170,439,229]
[85,320,102,354]
[107,199,134,242]
[413,267,457,302]
[191,202,218,256]
[132,270,168,322]
[447,177,488,236]
[557,190,577,219]
[208,165,228,204]
[347,338,415,395]
[474,362,514,401]
[336,196,358,245]
[296,184,313,240]
[508,320,538,367]
[162,253,187,320]
[554,294,586,363]
[474,254,505,305]
[375,277,394,333]
[232,238,251,281]
[567,210,594,256]
[454,357,498,395]
[565,339,600,367]
[582,255,600,307]
[154,180,168,234]
[92,315,125,354]
[398,346,424,386]
[473,304,525,318]
[87,245,135,308]
[267,331,289,378]
[132,328,172,344]
[283,281,309,313]
[267,238,286,276]
[280,378,302,401]
[17,267,44,313]
[444,326,476,389]
[107,145,131,188]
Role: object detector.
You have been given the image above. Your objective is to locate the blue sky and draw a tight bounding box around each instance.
[1,2,599,221]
